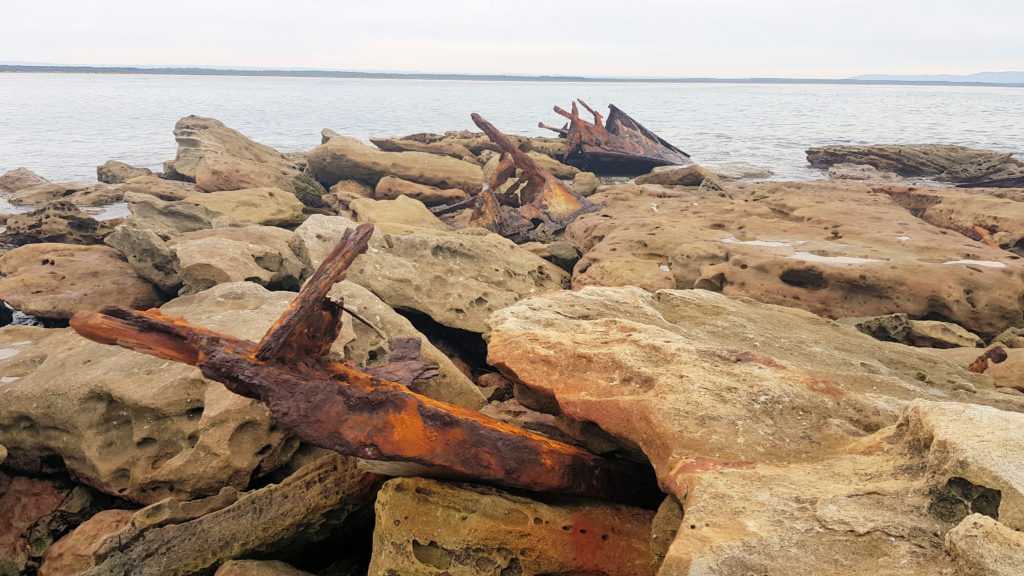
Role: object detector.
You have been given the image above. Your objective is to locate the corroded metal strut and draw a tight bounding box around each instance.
[70,223,650,502]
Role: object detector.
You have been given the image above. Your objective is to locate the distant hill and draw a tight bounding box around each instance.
[850,71,1024,84]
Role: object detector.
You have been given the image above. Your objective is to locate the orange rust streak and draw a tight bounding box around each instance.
[803,377,847,400]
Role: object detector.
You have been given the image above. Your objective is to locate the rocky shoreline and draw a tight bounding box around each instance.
[1,115,1023,575]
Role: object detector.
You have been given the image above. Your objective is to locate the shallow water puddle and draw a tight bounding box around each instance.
[943,260,1007,268]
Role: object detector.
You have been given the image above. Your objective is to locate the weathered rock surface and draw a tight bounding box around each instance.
[50,454,377,576]
[6,182,123,206]
[881,184,1024,249]
[214,560,315,576]
[96,160,152,184]
[306,135,484,192]
[0,201,117,246]
[348,196,450,230]
[118,175,201,201]
[168,226,308,293]
[486,287,1024,574]
[0,244,163,318]
[37,509,135,576]
[368,477,659,576]
[185,187,306,227]
[635,164,719,187]
[0,283,325,503]
[807,144,1024,182]
[567,181,1024,337]
[0,472,71,575]
[165,115,326,205]
[703,161,774,180]
[370,138,477,163]
[846,313,984,348]
[572,171,599,196]
[346,224,570,333]
[828,162,902,181]
[944,514,1024,576]
[0,167,50,193]
[373,176,469,206]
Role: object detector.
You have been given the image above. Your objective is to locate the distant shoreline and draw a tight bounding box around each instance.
[3,65,1023,88]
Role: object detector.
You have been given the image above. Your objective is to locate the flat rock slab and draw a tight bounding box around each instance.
[184,187,306,227]
[806,144,1024,182]
[368,477,659,576]
[486,287,1024,574]
[168,226,308,293]
[0,244,163,319]
[567,181,1024,337]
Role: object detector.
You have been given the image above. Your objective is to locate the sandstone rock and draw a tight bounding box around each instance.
[0,284,343,503]
[165,115,326,206]
[370,138,477,163]
[567,181,1024,337]
[882,184,1024,249]
[0,201,117,246]
[828,162,902,181]
[572,171,599,196]
[0,472,71,575]
[38,509,135,576]
[119,175,201,201]
[215,560,315,576]
[346,225,569,333]
[486,288,1024,574]
[927,346,1024,392]
[58,454,376,576]
[6,182,123,206]
[519,136,568,159]
[944,514,1024,576]
[324,179,373,212]
[0,167,49,193]
[0,444,6,465]
[545,240,580,272]
[635,163,719,187]
[994,327,1024,348]
[847,313,984,348]
[168,226,308,293]
[96,160,152,184]
[185,187,306,227]
[104,221,182,293]
[374,176,469,206]
[525,151,579,179]
[0,244,163,318]
[368,477,659,576]
[348,196,450,230]
[806,144,1024,182]
[306,135,484,192]
[703,161,774,180]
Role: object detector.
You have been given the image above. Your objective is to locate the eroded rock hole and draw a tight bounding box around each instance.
[929,477,1001,523]
[780,268,828,290]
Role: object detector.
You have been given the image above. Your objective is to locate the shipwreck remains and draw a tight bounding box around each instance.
[70,223,653,503]
[542,99,691,175]
[465,113,599,243]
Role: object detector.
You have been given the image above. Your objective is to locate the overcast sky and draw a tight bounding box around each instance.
[2,0,1021,78]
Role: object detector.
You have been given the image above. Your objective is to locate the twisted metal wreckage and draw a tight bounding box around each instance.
[71,223,656,504]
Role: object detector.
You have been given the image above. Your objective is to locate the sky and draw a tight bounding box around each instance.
[1,0,1021,78]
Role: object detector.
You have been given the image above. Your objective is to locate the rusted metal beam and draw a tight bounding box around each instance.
[550,99,691,175]
[70,223,651,503]
[469,113,599,243]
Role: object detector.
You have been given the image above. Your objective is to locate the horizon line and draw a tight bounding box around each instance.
[2,64,1023,88]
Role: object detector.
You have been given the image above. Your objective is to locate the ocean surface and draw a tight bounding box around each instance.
[1,73,1023,183]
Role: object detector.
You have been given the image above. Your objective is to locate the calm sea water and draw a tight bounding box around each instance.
[1,73,1023,183]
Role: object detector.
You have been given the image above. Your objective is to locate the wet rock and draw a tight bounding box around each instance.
[52,454,377,576]
[572,171,599,196]
[0,167,50,193]
[346,224,569,333]
[635,163,719,187]
[7,182,123,206]
[185,187,306,227]
[215,560,315,576]
[306,134,483,192]
[368,477,659,576]
[486,287,1024,574]
[96,160,152,184]
[944,514,1024,576]
[165,115,326,206]
[828,162,902,181]
[168,226,308,293]
[0,472,71,575]
[0,201,117,246]
[0,244,163,319]
[567,181,1024,337]
[373,176,469,206]
[806,144,1024,182]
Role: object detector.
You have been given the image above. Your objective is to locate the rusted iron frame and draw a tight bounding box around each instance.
[70,223,650,503]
